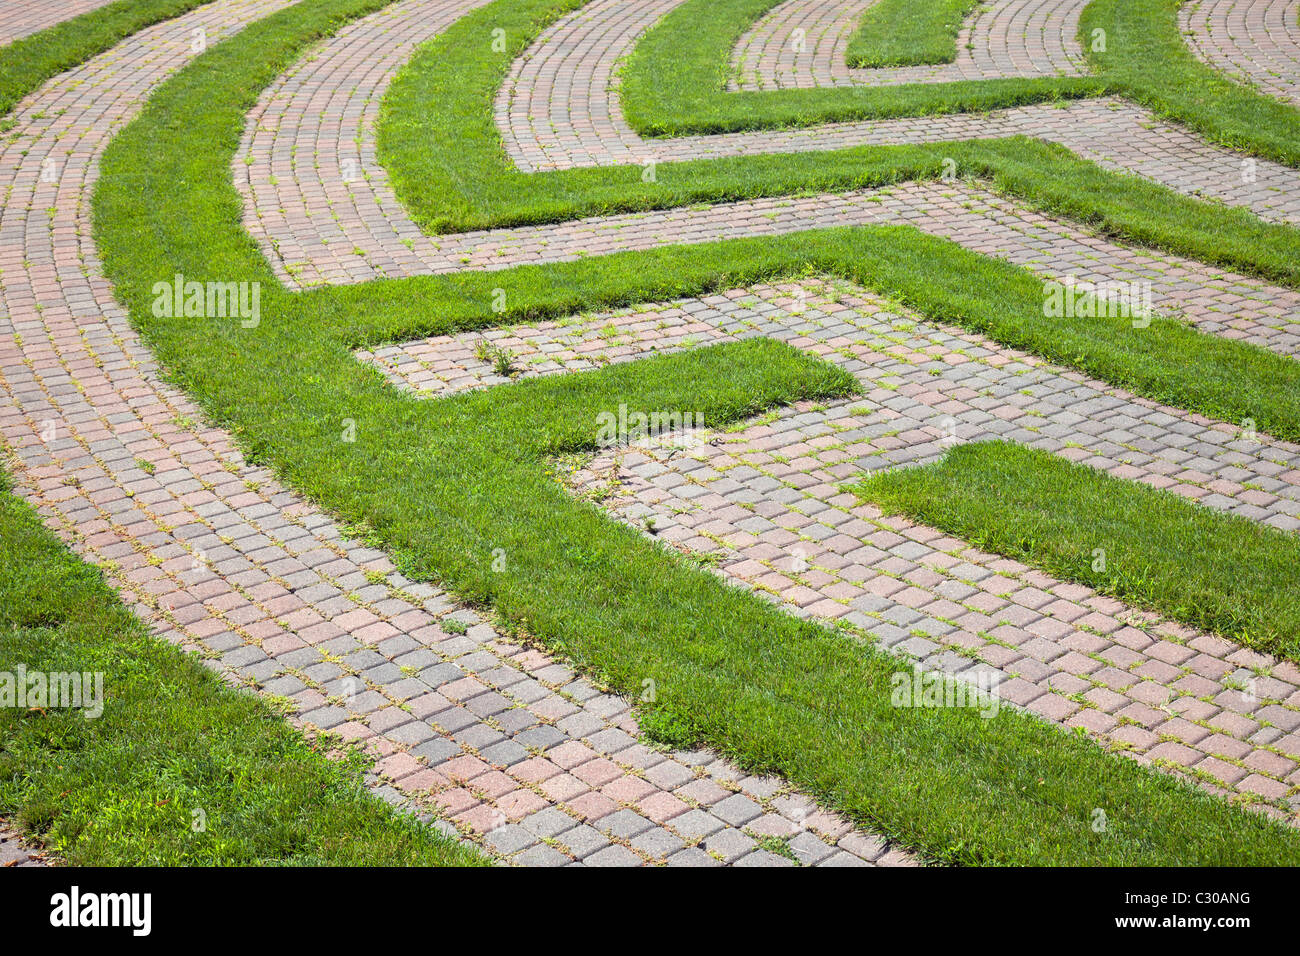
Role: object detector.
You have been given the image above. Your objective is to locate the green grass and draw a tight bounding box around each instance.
[0,475,485,865]
[619,0,1300,167]
[379,0,1300,292]
[86,0,1300,864]
[1080,0,1300,167]
[845,0,982,68]
[0,0,218,120]
[854,441,1300,663]
[622,0,1100,136]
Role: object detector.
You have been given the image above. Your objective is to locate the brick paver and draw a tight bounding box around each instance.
[1182,0,1300,106]
[0,0,118,46]
[0,822,45,867]
[0,0,907,867]
[731,0,1086,90]
[5,0,1300,869]
[367,282,1300,819]
[237,0,1300,290]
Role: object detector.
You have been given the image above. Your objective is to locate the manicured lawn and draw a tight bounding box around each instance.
[380,0,1300,291]
[0,476,485,865]
[621,0,1300,166]
[85,0,1300,865]
[855,441,1300,664]
[845,0,981,68]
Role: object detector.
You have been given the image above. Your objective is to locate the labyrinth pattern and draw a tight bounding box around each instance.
[4,0,1300,866]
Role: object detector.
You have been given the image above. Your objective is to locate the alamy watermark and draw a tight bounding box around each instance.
[890,664,1002,719]
[596,403,704,448]
[151,273,261,328]
[1,665,104,719]
[50,887,150,936]
[1043,276,1154,326]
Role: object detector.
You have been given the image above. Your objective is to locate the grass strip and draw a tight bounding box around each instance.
[620,0,1300,167]
[319,228,1300,445]
[854,440,1300,663]
[0,0,218,119]
[378,0,1300,290]
[847,0,981,69]
[1080,0,1300,168]
[87,0,1300,864]
[0,475,485,865]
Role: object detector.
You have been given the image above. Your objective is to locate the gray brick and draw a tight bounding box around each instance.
[630,827,686,860]
[600,809,654,840]
[583,844,644,867]
[520,807,578,840]
[411,738,461,764]
[712,793,763,827]
[703,828,756,863]
[513,844,571,867]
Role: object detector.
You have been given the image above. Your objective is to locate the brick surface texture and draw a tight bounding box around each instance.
[3,0,1299,865]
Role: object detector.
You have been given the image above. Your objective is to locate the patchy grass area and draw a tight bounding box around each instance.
[86,0,1300,865]
[846,0,982,68]
[854,441,1300,663]
[0,475,486,865]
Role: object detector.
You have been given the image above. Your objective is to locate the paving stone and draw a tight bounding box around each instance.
[712,793,764,827]
[14,0,1295,876]
[584,844,645,867]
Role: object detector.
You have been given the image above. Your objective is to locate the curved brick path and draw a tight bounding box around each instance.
[234,0,1300,817]
[492,0,1300,218]
[238,0,1300,296]
[0,0,906,867]
[365,284,1300,815]
[0,0,118,45]
[241,0,489,286]
[731,0,1086,91]
[7,0,1300,869]
[239,0,1299,298]
[1182,0,1300,106]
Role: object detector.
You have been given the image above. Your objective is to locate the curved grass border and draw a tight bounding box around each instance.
[0,474,485,865]
[0,0,491,867]
[0,0,218,120]
[619,0,1300,167]
[88,0,1300,864]
[622,0,1100,137]
[378,0,1300,292]
[856,441,1300,663]
[845,0,981,68]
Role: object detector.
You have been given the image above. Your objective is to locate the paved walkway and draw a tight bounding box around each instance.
[364,283,1300,814]
[0,823,45,867]
[239,0,1299,293]
[236,0,1300,294]
[731,0,1087,90]
[491,0,1300,219]
[1183,0,1300,106]
[0,0,906,867]
[5,0,1300,870]
[0,0,118,46]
